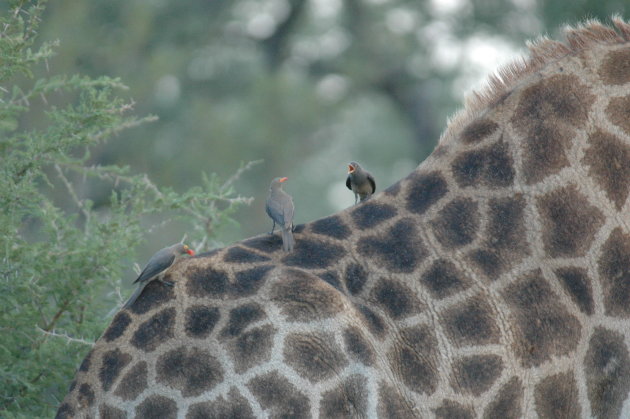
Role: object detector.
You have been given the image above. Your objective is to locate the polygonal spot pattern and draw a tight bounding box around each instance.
[77,383,94,408]
[227,325,276,373]
[129,276,175,314]
[511,74,594,184]
[317,271,342,291]
[99,404,125,419]
[419,258,470,299]
[98,349,131,392]
[284,331,348,383]
[598,47,630,85]
[343,327,375,366]
[606,95,630,136]
[135,395,177,419]
[186,388,255,419]
[405,171,448,215]
[389,325,439,395]
[356,304,386,338]
[114,361,147,401]
[460,118,499,144]
[501,271,581,367]
[351,201,397,229]
[232,265,273,297]
[358,218,427,273]
[155,346,223,397]
[271,269,345,322]
[130,308,175,352]
[598,228,630,318]
[319,375,369,418]
[310,215,352,240]
[377,382,416,418]
[483,377,522,419]
[553,267,594,315]
[435,400,474,419]
[370,278,424,319]
[184,305,220,338]
[185,266,229,299]
[282,238,346,269]
[247,371,311,418]
[223,246,270,264]
[186,265,272,299]
[584,327,630,419]
[583,129,630,210]
[450,355,503,396]
[534,371,581,419]
[431,198,480,249]
[451,140,514,188]
[442,295,500,347]
[103,312,132,342]
[537,185,604,258]
[220,303,265,337]
[469,195,529,280]
[344,263,369,295]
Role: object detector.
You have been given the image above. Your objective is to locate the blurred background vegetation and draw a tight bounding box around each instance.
[1,0,627,416]
[32,0,628,243]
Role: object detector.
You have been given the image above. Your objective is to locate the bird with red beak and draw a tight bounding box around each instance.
[266,177,295,252]
[123,243,194,309]
[346,161,375,204]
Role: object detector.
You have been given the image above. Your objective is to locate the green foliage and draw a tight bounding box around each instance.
[0,2,254,416]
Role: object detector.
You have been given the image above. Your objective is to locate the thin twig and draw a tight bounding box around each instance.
[54,164,90,227]
[42,298,71,333]
[221,159,263,192]
[92,114,157,140]
[36,327,94,347]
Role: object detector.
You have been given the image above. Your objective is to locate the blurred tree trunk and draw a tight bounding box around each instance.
[261,0,308,71]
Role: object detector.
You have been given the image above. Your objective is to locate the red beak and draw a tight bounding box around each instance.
[279,177,288,183]
[348,165,355,174]
[187,249,195,256]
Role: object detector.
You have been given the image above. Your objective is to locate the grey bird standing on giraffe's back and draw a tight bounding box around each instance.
[346,161,375,204]
[266,177,295,252]
[123,243,195,309]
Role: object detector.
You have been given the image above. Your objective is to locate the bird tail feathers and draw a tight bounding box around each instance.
[281,227,294,252]
[122,282,147,309]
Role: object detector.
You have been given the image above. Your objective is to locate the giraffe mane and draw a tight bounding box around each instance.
[441,16,630,147]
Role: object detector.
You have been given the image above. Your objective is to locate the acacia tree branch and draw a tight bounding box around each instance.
[54,164,90,229]
[36,327,94,347]
[221,159,262,193]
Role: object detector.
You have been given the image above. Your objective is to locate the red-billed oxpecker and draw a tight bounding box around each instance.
[346,161,375,204]
[266,177,295,252]
[123,243,194,309]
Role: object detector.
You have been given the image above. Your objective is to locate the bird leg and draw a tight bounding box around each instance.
[159,278,174,287]
[269,220,276,235]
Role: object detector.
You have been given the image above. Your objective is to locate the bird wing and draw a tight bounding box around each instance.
[346,174,352,191]
[367,172,376,194]
[133,250,176,284]
[283,195,295,228]
[266,195,285,226]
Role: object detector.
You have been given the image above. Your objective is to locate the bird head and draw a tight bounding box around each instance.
[182,244,195,256]
[270,177,288,189]
[348,162,359,174]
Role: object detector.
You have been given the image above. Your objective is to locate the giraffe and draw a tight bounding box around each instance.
[57,19,630,418]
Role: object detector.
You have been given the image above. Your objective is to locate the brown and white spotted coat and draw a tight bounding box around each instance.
[58,19,630,419]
